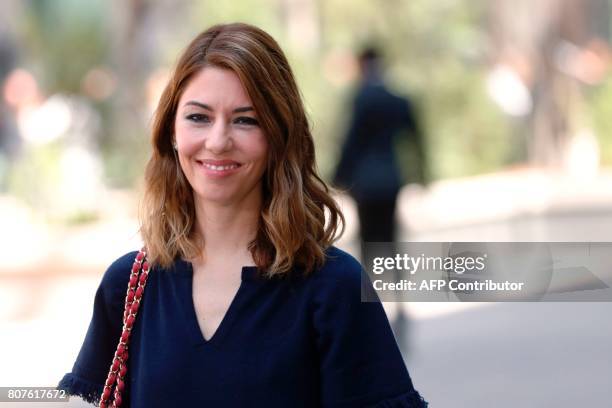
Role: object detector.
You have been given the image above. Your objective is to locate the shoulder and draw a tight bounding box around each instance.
[316,245,362,276]
[99,250,140,296]
[308,246,365,295]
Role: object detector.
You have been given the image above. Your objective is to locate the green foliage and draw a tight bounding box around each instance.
[313,0,512,181]
[9,0,535,196]
[7,142,62,216]
[102,138,151,189]
[21,0,108,93]
[423,66,513,179]
[587,77,612,166]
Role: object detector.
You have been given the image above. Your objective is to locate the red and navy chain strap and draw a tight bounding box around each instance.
[99,248,150,408]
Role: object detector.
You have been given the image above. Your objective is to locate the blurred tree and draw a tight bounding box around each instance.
[6,0,611,201]
[488,0,611,167]
[318,0,512,181]
[104,0,154,187]
[0,3,21,191]
[22,0,107,93]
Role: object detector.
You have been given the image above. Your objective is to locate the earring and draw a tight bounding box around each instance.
[172,141,178,150]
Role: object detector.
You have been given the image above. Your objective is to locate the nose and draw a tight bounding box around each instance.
[204,121,232,154]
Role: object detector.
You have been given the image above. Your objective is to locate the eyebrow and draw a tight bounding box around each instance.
[184,100,254,113]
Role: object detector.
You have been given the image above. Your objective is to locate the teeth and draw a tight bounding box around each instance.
[202,163,239,171]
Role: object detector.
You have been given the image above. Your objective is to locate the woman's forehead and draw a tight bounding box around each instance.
[179,66,253,109]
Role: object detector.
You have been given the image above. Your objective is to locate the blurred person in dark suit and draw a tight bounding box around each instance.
[333,46,426,346]
[334,46,426,245]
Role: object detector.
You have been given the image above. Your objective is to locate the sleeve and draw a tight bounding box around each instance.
[311,255,428,408]
[56,252,137,405]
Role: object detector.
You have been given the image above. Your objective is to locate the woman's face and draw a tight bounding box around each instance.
[174,66,268,208]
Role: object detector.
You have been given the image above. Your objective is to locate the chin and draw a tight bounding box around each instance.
[192,181,263,208]
[195,191,236,206]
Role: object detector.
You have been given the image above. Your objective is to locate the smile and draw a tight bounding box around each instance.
[202,163,240,171]
[196,159,243,177]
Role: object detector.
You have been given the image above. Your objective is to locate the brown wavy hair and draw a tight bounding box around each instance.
[139,22,345,276]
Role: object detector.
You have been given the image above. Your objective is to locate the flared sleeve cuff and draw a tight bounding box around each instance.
[367,389,429,408]
[57,372,104,406]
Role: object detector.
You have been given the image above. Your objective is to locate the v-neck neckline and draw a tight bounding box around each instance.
[177,258,258,347]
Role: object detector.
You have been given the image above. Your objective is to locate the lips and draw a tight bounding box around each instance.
[200,159,241,165]
[196,158,242,175]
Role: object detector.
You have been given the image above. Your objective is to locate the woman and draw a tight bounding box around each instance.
[57,22,427,407]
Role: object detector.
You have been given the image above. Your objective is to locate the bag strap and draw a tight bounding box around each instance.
[99,248,150,408]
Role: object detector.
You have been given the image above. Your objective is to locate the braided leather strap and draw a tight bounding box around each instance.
[99,248,150,408]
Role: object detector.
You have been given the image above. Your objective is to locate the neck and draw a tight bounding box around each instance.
[193,195,261,263]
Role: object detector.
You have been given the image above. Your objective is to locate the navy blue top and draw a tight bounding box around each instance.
[57,246,427,407]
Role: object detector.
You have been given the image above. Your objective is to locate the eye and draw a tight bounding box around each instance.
[234,116,259,126]
[186,113,210,123]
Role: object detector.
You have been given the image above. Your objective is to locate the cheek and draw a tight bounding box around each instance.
[175,122,201,156]
[247,134,269,165]
[177,153,192,182]
[174,120,187,143]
